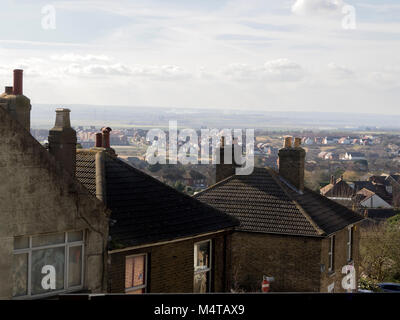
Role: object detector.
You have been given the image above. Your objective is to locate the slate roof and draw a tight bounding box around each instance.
[195,167,364,237]
[76,150,238,248]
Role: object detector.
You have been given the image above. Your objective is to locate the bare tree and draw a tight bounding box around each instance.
[359,216,400,288]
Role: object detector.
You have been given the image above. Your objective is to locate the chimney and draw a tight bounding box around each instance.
[216,136,239,183]
[330,175,335,185]
[0,69,31,131]
[101,127,112,148]
[95,132,103,148]
[13,69,23,95]
[278,136,306,192]
[48,108,77,175]
[5,86,13,94]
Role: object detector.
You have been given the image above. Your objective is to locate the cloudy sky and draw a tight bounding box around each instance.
[0,0,399,114]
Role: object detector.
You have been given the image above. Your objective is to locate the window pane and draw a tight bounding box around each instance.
[68,246,82,287]
[125,255,145,289]
[14,236,29,250]
[12,253,28,297]
[194,272,209,293]
[31,247,65,295]
[68,231,83,243]
[32,233,65,247]
[195,242,210,270]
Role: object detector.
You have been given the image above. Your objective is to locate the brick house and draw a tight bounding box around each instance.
[0,70,109,299]
[75,133,238,294]
[195,137,365,292]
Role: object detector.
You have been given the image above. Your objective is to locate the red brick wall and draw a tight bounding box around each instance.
[108,232,230,293]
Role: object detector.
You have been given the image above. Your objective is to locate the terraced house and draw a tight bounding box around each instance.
[75,132,238,293]
[0,70,109,299]
[195,137,365,292]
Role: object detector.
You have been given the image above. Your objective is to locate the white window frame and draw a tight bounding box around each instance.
[12,231,85,299]
[125,253,148,294]
[194,240,212,293]
[328,235,335,273]
[347,226,353,262]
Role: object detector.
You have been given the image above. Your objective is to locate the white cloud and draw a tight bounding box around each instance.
[62,63,131,76]
[327,62,354,79]
[129,65,191,80]
[263,58,304,81]
[291,0,345,16]
[222,59,304,82]
[51,54,111,63]
[59,62,191,80]
[367,69,400,88]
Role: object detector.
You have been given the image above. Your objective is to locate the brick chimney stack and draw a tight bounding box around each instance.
[216,136,241,183]
[48,108,77,175]
[278,136,306,192]
[13,69,23,95]
[95,132,103,148]
[0,69,32,131]
[101,127,112,148]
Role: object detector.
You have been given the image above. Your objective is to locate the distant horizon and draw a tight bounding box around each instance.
[31,102,400,117]
[30,103,400,130]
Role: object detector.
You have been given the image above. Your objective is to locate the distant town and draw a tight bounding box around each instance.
[31,126,400,199]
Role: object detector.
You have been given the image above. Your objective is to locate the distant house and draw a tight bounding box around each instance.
[321,176,354,198]
[320,176,355,208]
[318,151,335,160]
[196,137,364,293]
[340,152,366,161]
[354,188,392,209]
[182,170,207,188]
[338,137,351,145]
[76,134,238,294]
[324,136,340,144]
[303,137,314,145]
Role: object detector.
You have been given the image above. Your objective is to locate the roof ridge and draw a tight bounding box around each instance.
[193,172,237,197]
[267,168,326,236]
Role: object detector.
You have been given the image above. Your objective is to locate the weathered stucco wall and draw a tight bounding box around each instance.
[0,107,109,299]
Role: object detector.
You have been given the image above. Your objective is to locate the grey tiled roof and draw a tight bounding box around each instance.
[195,167,364,237]
[76,151,238,248]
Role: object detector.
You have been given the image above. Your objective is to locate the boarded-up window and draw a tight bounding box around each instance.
[125,254,147,293]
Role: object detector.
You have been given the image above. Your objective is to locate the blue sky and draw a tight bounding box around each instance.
[0,0,399,114]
